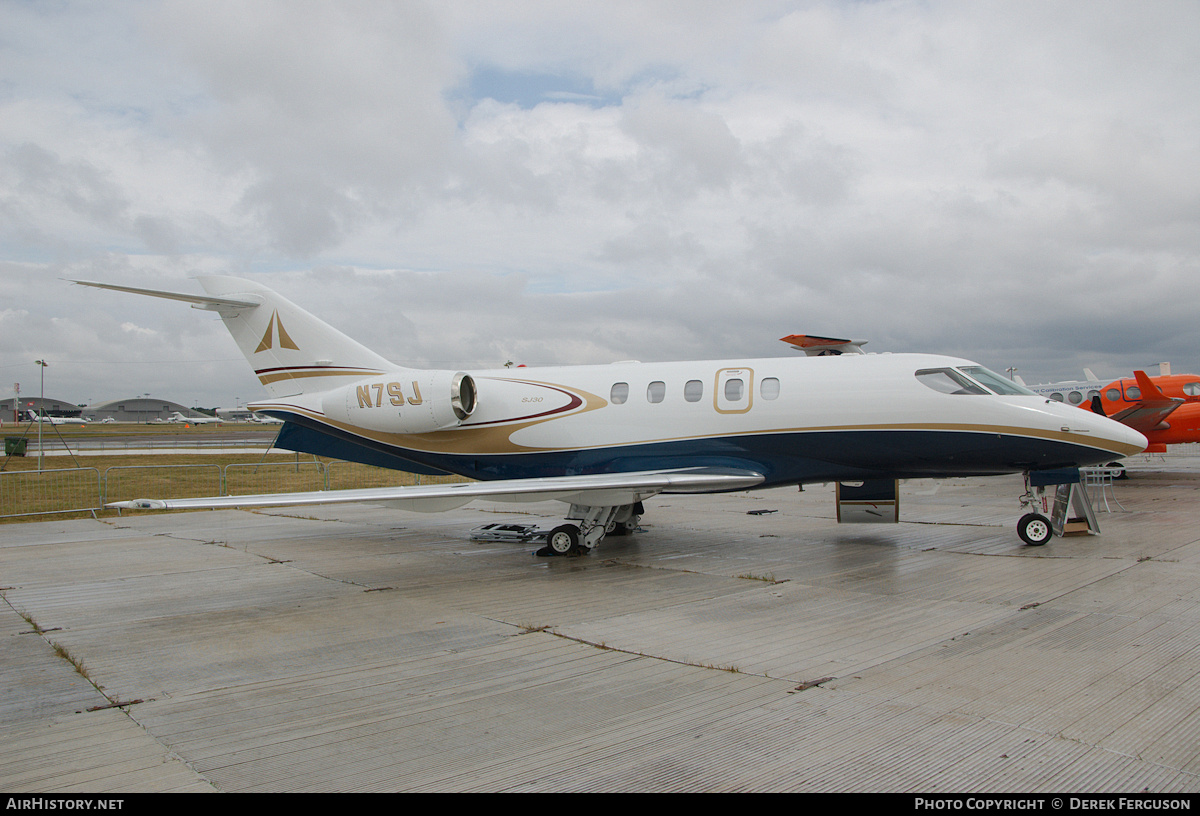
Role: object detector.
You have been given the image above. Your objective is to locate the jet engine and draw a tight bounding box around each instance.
[321,371,477,434]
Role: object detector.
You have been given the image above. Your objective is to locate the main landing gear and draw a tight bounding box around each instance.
[1017,473,1053,546]
[535,502,643,557]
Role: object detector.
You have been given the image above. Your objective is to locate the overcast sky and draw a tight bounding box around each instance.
[2,0,1197,408]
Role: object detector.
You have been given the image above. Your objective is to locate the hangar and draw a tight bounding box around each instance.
[83,396,202,423]
[0,396,84,421]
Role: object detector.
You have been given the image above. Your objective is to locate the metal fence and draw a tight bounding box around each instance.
[104,464,223,506]
[0,460,469,519]
[0,468,103,519]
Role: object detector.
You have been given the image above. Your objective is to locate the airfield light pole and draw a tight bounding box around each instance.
[35,359,47,471]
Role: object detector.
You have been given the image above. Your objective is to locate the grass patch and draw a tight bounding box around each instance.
[1,449,469,523]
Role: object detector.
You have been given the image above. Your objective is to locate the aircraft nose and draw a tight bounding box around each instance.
[1114,421,1148,454]
[1075,409,1148,456]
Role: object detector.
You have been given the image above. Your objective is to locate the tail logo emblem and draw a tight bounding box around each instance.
[256,310,300,353]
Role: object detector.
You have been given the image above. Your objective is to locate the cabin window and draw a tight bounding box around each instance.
[1068,391,1083,405]
[1106,388,1121,402]
[1185,382,1200,397]
[610,382,629,404]
[684,380,703,402]
[915,368,988,396]
[1088,390,1100,401]
[1126,386,1142,400]
[1050,393,1065,402]
[647,381,666,404]
[760,377,780,400]
[724,378,744,401]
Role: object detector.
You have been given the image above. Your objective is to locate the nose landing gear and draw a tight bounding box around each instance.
[1018,473,1053,546]
[1017,511,1052,546]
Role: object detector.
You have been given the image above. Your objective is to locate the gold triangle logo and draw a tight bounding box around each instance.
[255,311,300,353]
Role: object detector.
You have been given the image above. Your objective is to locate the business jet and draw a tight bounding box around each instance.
[250,412,284,424]
[72,277,1146,550]
[29,410,86,426]
[168,411,223,425]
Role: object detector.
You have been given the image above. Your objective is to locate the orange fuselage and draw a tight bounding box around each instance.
[1095,373,1200,452]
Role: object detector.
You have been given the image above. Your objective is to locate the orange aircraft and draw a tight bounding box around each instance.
[1091,370,1200,453]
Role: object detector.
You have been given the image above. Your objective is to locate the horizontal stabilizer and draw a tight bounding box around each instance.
[70,279,261,312]
[107,467,765,513]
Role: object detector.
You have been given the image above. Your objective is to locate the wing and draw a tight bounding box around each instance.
[1106,370,1184,433]
[107,467,765,513]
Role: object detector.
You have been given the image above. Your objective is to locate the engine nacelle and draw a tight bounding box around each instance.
[321,371,477,434]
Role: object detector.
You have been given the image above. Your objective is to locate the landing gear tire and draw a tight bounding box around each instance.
[1018,513,1052,546]
[1106,461,1128,480]
[541,524,581,556]
[608,516,641,537]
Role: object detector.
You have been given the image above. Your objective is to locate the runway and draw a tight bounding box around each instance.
[2,462,1199,792]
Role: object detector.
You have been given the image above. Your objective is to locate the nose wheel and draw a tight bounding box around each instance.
[1017,472,1056,546]
[1017,512,1052,546]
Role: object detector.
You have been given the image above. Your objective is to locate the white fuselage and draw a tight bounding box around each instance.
[250,352,1146,487]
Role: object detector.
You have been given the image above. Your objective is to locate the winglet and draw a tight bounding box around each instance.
[1133,369,1170,402]
[780,334,867,356]
[1106,370,1184,433]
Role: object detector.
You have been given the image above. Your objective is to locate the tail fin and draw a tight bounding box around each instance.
[74,276,398,397]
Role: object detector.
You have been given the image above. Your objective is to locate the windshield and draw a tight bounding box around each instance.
[915,368,988,395]
[916,366,1037,396]
[957,366,1037,396]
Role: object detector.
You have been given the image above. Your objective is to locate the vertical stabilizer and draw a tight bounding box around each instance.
[74,276,400,398]
[194,276,397,397]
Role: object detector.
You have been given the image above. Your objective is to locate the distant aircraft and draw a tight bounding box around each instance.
[214,407,282,424]
[1019,370,1107,406]
[73,277,1145,549]
[168,411,223,425]
[28,410,86,426]
[1090,369,1200,453]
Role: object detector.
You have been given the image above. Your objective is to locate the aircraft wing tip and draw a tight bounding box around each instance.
[108,499,168,510]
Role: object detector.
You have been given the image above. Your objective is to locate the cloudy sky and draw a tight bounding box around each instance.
[2,1,1197,408]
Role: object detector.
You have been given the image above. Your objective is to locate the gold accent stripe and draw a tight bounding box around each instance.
[257,368,385,385]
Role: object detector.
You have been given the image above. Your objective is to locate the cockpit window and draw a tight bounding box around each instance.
[957,366,1037,396]
[916,369,988,395]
